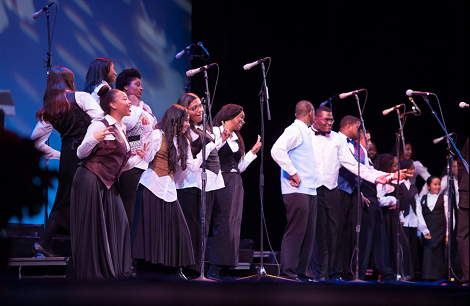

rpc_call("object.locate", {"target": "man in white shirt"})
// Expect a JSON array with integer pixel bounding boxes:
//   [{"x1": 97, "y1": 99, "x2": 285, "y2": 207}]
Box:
[
  {"x1": 310, "y1": 108, "x2": 391, "y2": 280},
  {"x1": 271, "y1": 100, "x2": 317, "y2": 281}
]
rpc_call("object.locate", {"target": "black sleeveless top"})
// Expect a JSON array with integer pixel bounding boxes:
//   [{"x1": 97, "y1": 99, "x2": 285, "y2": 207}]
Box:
[
  {"x1": 50, "y1": 92, "x2": 91, "y2": 149},
  {"x1": 400, "y1": 182, "x2": 419, "y2": 217},
  {"x1": 190, "y1": 130, "x2": 221, "y2": 174},
  {"x1": 218, "y1": 141, "x2": 243, "y2": 174}
]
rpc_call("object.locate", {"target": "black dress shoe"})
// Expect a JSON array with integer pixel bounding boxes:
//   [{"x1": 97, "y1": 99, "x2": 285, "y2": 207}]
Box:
[
  {"x1": 32, "y1": 242, "x2": 58, "y2": 257},
  {"x1": 206, "y1": 264, "x2": 221, "y2": 279}
]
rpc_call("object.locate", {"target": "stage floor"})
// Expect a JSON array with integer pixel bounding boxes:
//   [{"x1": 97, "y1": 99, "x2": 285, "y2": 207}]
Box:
[{"x1": 0, "y1": 275, "x2": 467, "y2": 306}]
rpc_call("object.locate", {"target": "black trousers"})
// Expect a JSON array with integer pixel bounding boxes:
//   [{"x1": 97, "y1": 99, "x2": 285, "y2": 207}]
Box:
[
  {"x1": 334, "y1": 189, "x2": 358, "y2": 280},
  {"x1": 312, "y1": 186, "x2": 341, "y2": 279},
  {"x1": 457, "y1": 191, "x2": 469, "y2": 282},
  {"x1": 280, "y1": 193, "x2": 317, "y2": 278},
  {"x1": 359, "y1": 196, "x2": 395, "y2": 280}
]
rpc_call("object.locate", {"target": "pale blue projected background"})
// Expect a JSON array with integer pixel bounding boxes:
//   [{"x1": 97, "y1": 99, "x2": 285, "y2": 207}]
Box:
[{"x1": 0, "y1": 0, "x2": 191, "y2": 224}]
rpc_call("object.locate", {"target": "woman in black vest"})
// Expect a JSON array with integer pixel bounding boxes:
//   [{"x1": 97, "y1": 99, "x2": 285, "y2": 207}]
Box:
[
  {"x1": 174, "y1": 93, "x2": 229, "y2": 277},
  {"x1": 31, "y1": 66, "x2": 104, "y2": 257},
  {"x1": 420, "y1": 175, "x2": 449, "y2": 281},
  {"x1": 207, "y1": 104, "x2": 261, "y2": 278},
  {"x1": 70, "y1": 87, "x2": 146, "y2": 279}
]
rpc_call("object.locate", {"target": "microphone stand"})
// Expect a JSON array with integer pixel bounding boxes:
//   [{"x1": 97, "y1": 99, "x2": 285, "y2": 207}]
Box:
[
  {"x1": 421, "y1": 96, "x2": 468, "y2": 282},
  {"x1": 445, "y1": 152, "x2": 456, "y2": 282},
  {"x1": 352, "y1": 93, "x2": 367, "y2": 281},
  {"x1": 393, "y1": 107, "x2": 407, "y2": 281},
  {"x1": 43, "y1": 8, "x2": 53, "y2": 227},
  {"x1": 238, "y1": 62, "x2": 292, "y2": 282},
  {"x1": 193, "y1": 68, "x2": 214, "y2": 282}
]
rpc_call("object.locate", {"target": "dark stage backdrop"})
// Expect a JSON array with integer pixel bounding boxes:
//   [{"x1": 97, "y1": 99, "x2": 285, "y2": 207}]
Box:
[
  {"x1": 191, "y1": 1, "x2": 469, "y2": 251},
  {"x1": 1, "y1": 0, "x2": 191, "y2": 224}
]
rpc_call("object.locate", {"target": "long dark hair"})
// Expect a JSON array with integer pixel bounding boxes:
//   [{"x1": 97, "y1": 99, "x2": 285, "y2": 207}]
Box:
[
  {"x1": 176, "y1": 92, "x2": 203, "y2": 140},
  {"x1": 36, "y1": 66, "x2": 75, "y2": 122},
  {"x1": 374, "y1": 153, "x2": 396, "y2": 173},
  {"x1": 156, "y1": 104, "x2": 190, "y2": 173},
  {"x1": 83, "y1": 58, "x2": 113, "y2": 93},
  {"x1": 213, "y1": 104, "x2": 245, "y2": 155}
]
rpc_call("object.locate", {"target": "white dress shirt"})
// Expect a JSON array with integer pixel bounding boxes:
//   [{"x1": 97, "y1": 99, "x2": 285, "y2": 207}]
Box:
[
  {"x1": 139, "y1": 129, "x2": 216, "y2": 202},
  {"x1": 213, "y1": 125, "x2": 257, "y2": 173},
  {"x1": 91, "y1": 81, "x2": 109, "y2": 103},
  {"x1": 271, "y1": 119, "x2": 310, "y2": 177},
  {"x1": 30, "y1": 91, "x2": 105, "y2": 160},
  {"x1": 121, "y1": 101, "x2": 157, "y2": 170},
  {"x1": 311, "y1": 129, "x2": 385, "y2": 189},
  {"x1": 399, "y1": 179, "x2": 430, "y2": 235},
  {"x1": 175, "y1": 126, "x2": 225, "y2": 192}
]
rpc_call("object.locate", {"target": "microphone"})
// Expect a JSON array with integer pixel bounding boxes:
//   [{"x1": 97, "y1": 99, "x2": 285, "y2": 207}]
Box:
[
  {"x1": 408, "y1": 97, "x2": 421, "y2": 116},
  {"x1": 197, "y1": 41, "x2": 210, "y2": 58},
  {"x1": 406, "y1": 89, "x2": 433, "y2": 97},
  {"x1": 319, "y1": 96, "x2": 336, "y2": 107},
  {"x1": 382, "y1": 103, "x2": 405, "y2": 116},
  {"x1": 459, "y1": 102, "x2": 469, "y2": 108},
  {"x1": 433, "y1": 132, "x2": 455, "y2": 144},
  {"x1": 243, "y1": 57, "x2": 269, "y2": 70},
  {"x1": 186, "y1": 63, "x2": 216, "y2": 77},
  {"x1": 339, "y1": 88, "x2": 365, "y2": 99},
  {"x1": 32, "y1": 2, "x2": 55, "y2": 19},
  {"x1": 175, "y1": 44, "x2": 193, "y2": 59}
]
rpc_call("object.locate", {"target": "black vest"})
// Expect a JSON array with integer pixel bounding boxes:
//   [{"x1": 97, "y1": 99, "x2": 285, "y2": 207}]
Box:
[
  {"x1": 400, "y1": 182, "x2": 419, "y2": 217},
  {"x1": 190, "y1": 131, "x2": 221, "y2": 174},
  {"x1": 50, "y1": 92, "x2": 91, "y2": 149},
  {"x1": 218, "y1": 141, "x2": 242, "y2": 173},
  {"x1": 421, "y1": 194, "x2": 446, "y2": 239}
]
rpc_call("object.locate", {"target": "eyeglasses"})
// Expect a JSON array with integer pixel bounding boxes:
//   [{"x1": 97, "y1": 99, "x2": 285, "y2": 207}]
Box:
[
  {"x1": 189, "y1": 104, "x2": 203, "y2": 112},
  {"x1": 316, "y1": 117, "x2": 334, "y2": 123}
]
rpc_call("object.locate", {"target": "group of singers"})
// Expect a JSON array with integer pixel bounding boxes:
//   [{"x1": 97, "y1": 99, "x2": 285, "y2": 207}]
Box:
[{"x1": 30, "y1": 58, "x2": 468, "y2": 283}]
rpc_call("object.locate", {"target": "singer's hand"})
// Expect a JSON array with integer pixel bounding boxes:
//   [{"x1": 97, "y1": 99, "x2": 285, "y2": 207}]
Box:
[
  {"x1": 424, "y1": 233, "x2": 432, "y2": 239},
  {"x1": 289, "y1": 173, "x2": 301, "y2": 187},
  {"x1": 376, "y1": 174, "x2": 389, "y2": 184},
  {"x1": 141, "y1": 117, "x2": 149, "y2": 125},
  {"x1": 361, "y1": 193, "x2": 370, "y2": 208},
  {"x1": 134, "y1": 141, "x2": 149, "y2": 159},
  {"x1": 389, "y1": 204, "x2": 397, "y2": 210},
  {"x1": 221, "y1": 126, "x2": 231, "y2": 143},
  {"x1": 251, "y1": 135, "x2": 262, "y2": 154},
  {"x1": 93, "y1": 126, "x2": 113, "y2": 142},
  {"x1": 394, "y1": 169, "x2": 411, "y2": 181}
]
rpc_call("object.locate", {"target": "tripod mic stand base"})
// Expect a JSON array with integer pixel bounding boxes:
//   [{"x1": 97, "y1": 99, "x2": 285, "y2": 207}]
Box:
[{"x1": 191, "y1": 276, "x2": 219, "y2": 282}]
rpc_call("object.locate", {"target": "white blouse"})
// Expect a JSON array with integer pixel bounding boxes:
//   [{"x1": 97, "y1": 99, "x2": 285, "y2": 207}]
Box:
[{"x1": 139, "y1": 129, "x2": 216, "y2": 202}]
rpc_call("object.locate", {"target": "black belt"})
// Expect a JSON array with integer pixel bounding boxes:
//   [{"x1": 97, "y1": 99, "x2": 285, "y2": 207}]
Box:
[{"x1": 128, "y1": 135, "x2": 140, "y2": 142}]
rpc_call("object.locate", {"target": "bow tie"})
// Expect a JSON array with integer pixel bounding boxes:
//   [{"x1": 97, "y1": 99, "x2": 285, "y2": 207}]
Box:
[
  {"x1": 347, "y1": 138, "x2": 355, "y2": 144},
  {"x1": 315, "y1": 131, "x2": 326, "y2": 136}
]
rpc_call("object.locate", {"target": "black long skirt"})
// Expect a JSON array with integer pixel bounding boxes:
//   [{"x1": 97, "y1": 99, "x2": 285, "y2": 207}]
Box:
[
  {"x1": 49, "y1": 138, "x2": 80, "y2": 233},
  {"x1": 177, "y1": 187, "x2": 214, "y2": 273},
  {"x1": 131, "y1": 184, "x2": 195, "y2": 268},
  {"x1": 70, "y1": 166, "x2": 132, "y2": 280}
]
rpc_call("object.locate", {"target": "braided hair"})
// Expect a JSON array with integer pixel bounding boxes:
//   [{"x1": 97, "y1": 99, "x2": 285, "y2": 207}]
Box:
[{"x1": 213, "y1": 104, "x2": 245, "y2": 155}]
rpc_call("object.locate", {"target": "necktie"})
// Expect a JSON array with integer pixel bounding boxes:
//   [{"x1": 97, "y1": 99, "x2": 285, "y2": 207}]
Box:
[{"x1": 351, "y1": 139, "x2": 365, "y2": 165}]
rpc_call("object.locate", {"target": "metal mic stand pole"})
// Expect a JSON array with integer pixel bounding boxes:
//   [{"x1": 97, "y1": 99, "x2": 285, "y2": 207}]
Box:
[
  {"x1": 194, "y1": 68, "x2": 213, "y2": 281},
  {"x1": 43, "y1": 8, "x2": 53, "y2": 227},
  {"x1": 445, "y1": 151, "x2": 455, "y2": 282},
  {"x1": 184, "y1": 51, "x2": 193, "y2": 93},
  {"x1": 393, "y1": 108, "x2": 407, "y2": 281},
  {"x1": 351, "y1": 93, "x2": 368, "y2": 281}
]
